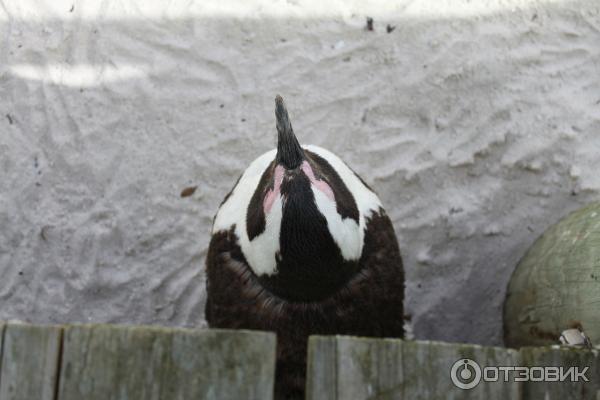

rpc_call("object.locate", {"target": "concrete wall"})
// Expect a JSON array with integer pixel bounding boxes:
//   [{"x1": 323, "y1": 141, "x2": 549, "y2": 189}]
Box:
[{"x1": 1, "y1": 0, "x2": 599, "y2": 345}]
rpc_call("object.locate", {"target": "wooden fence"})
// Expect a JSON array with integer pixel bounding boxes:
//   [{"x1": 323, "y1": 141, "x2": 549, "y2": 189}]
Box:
[
  {"x1": 0, "y1": 322, "x2": 276, "y2": 400},
  {"x1": 306, "y1": 336, "x2": 599, "y2": 400},
  {"x1": 0, "y1": 322, "x2": 597, "y2": 400}
]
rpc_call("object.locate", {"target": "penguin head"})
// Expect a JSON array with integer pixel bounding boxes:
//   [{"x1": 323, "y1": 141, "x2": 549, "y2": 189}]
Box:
[{"x1": 212, "y1": 96, "x2": 383, "y2": 300}]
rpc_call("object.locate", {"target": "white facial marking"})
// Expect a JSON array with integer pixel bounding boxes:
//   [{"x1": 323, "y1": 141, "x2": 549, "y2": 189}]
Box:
[
  {"x1": 247, "y1": 195, "x2": 283, "y2": 275},
  {"x1": 311, "y1": 187, "x2": 363, "y2": 260},
  {"x1": 212, "y1": 145, "x2": 383, "y2": 276},
  {"x1": 212, "y1": 149, "x2": 281, "y2": 275},
  {"x1": 304, "y1": 145, "x2": 382, "y2": 258}
]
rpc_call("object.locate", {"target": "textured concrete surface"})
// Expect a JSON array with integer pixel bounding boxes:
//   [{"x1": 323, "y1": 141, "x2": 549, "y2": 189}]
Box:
[{"x1": 0, "y1": 0, "x2": 599, "y2": 345}]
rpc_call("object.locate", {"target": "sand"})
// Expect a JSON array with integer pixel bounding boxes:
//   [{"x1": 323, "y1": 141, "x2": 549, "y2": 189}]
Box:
[{"x1": 0, "y1": 0, "x2": 599, "y2": 345}]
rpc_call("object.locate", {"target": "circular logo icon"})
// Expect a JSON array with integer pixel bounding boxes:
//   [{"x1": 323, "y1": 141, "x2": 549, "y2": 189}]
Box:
[{"x1": 450, "y1": 358, "x2": 482, "y2": 390}]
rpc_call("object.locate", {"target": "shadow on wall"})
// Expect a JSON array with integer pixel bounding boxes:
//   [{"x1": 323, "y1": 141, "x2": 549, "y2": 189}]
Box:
[{"x1": 0, "y1": 0, "x2": 599, "y2": 346}]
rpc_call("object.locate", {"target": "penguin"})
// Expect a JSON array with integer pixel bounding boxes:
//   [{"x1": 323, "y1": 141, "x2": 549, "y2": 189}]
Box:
[{"x1": 205, "y1": 95, "x2": 404, "y2": 399}]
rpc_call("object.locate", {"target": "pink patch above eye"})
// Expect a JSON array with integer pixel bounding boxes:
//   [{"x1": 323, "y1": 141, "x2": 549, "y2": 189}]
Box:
[
  {"x1": 301, "y1": 161, "x2": 335, "y2": 201},
  {"x1": 263, "y1": 165, "x2": 284, "y2": 214}
]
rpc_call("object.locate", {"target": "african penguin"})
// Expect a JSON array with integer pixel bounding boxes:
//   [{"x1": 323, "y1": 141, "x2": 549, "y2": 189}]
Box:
[{"x1": 205, "y1": 95, "x2": 404, "y2": 399}]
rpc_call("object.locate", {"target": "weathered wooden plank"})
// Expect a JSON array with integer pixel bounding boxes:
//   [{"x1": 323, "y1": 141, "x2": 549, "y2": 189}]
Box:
[
  {"x1": 306, "y1": 335, "x2": 405, "y2": 400},
  {"x1": 403, "y1": 340, "x2": 520, "y2": 400},
  {"x1": 0, "y1": 323, "x2": 62, "y2": 400},
  {"x1": 0, "y1": 322, "x2": 5, "y2": 390},
  {"x1": 57, "y1": 324, "x2": 276, "y2": 400},
  {"x1": 520, "y1": 346, "x2": 600, "y2": 400},
  {"x1": 306, "y1": 336, "x2": 520, "y2": 400},
  {"x1": 306, "y1": 336, "x2": 338, "y2": 400}
]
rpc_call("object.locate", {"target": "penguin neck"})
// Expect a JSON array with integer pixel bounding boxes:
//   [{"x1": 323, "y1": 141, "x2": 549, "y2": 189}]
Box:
[{"x1": 257, "y1": 173, "x2": 359, "y2": 302}]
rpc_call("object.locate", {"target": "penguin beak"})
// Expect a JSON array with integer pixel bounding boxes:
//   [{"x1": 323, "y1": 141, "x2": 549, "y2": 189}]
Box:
[{"x1": 275, "y1": 95, "x2": 304, "y2": 170}]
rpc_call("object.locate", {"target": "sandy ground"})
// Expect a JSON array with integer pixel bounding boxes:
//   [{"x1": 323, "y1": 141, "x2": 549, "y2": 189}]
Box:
[{"x1": 0, "y1": 0, "x2": 599, "y2": 345}]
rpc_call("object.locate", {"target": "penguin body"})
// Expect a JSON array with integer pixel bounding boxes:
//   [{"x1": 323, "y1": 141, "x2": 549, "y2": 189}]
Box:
[{"x1": 205, "y1": 96, "x2": 404, "y2": 399}]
